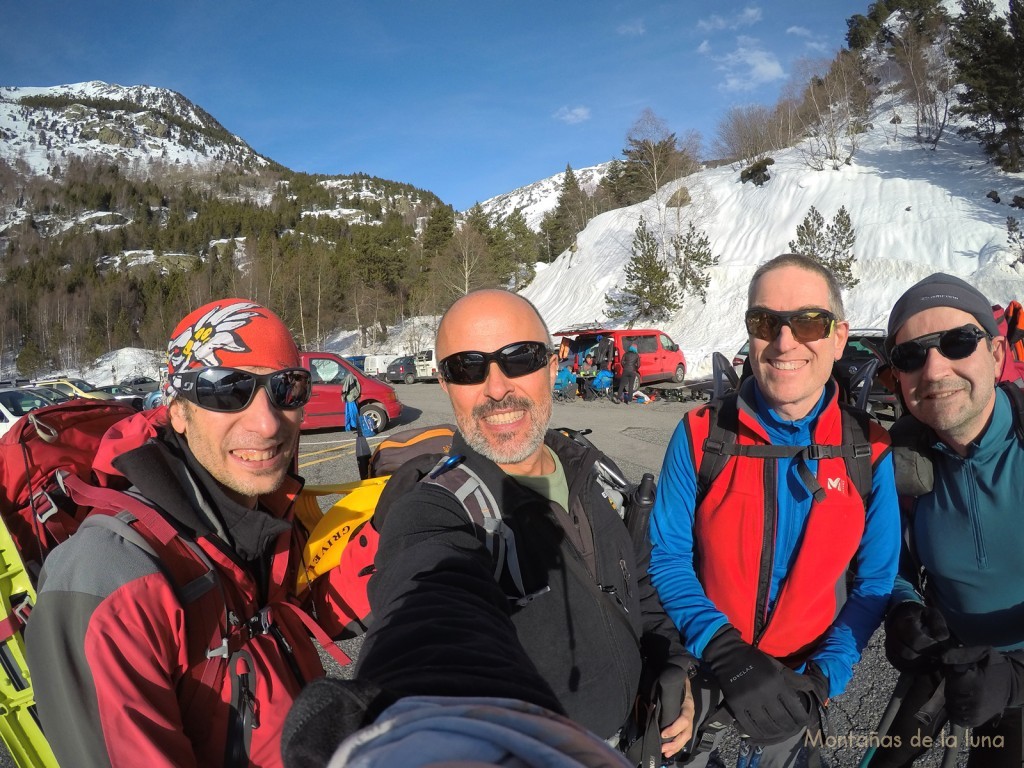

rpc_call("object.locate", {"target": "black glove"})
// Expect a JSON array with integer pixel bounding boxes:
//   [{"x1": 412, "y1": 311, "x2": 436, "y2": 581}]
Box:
[
  {"x1": 883, "y1": 602, "x2": 950, "y2": 674},
  {"x1": 794, "y1": 662, "x2": 830, "y2": 706},
  {"x1": 702, "y1": 626, "x2": 811, "y2": 745},
  {"x1": 942, "y1": 646, "x2": 1024, "y2": 728}
]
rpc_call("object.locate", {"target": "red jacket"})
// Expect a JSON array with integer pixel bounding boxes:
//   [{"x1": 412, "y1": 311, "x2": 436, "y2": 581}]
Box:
[
  {"x1": 26, "y1": 409, "x2": 338, "y2": 768},
  {"x1": 686, "y1": 390, "x2": 888, "y2": 661}
]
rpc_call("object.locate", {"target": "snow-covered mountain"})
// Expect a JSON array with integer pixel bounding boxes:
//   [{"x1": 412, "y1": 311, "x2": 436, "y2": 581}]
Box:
[
  {"x1": 479, "y1": 163, "x2": 610, "y2": 231},
  {"x1": 0, "y1": 81, "x2": 270, "y2": 177}
]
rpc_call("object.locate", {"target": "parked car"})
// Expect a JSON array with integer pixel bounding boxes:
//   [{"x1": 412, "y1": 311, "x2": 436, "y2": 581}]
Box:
[
  {"x1": 143, "y1": 389, "x2": 163, "y2": 410},
  {"x1": 34, "y1": 378, "x2": 116, "y2": 401},
  {"x1": 22, "y1": 386, "x2": 71, "y2": 404},
  {"x1": 118, "y1": 375, "x2": 161, "y2": 394},
  {"x1": 413, "y1": 349, "x2": 440, "y2": 381},
  {"x1": 0, "y1": 387, "x2": 54, "y2": 438},
  {"x1": 553, "y1": 326, "x2": 687, "y2": 385},
  {"x1": 363, "y1": 354, "x2": 400, "y2": 379},
  {"x1": 343, "y1": 355, "x2": 367, "y2": 373},
  {"x1": 385, "y1": 356, "x2": 417, "y2": 385},
  {"x1": 300, "y1": 351, "x2": 402, "y2": 432},
  {"x1": 96, "y1": 384, "x2": 145, "y2": 410},
  {"x1": 835, "y1": 329, "x2": 901, "y2": 419}
]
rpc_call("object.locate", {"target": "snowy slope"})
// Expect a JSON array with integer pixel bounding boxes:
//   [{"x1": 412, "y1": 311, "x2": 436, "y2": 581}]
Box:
[{"x1": 521, "y1": 109, "x2": 1024, "y2": 379}]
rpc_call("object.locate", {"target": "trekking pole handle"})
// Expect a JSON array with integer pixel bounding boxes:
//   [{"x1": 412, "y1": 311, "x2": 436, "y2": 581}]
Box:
[{"x1": 657, "y1": 664, "x2": 689, "y2": 730}]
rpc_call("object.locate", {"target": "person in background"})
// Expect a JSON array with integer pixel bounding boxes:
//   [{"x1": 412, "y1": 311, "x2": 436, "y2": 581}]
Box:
[
  {"x1": 869, "y1": 273, "x2": 1024, "y2": 767},
  {"x1": 649, "y1": 254, "x2": 900, "y2": 767},
  {"x1": 341, "y1": 367, "x2": 361, "y2": 431},
  {"x1": 577, "y1": 352, "x2": 598, "y2": 397},
  {"x1": 26, "y1": 299, "x2": 344, "y2": 768},
  {"x1": 616, "y1": 343, "x2": 640, "y2": 403}
]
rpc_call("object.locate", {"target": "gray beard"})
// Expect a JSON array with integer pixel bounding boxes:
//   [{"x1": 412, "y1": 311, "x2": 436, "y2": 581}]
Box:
[{"x1": 457, "y1": 394, "x2": 551, "y2": 466}]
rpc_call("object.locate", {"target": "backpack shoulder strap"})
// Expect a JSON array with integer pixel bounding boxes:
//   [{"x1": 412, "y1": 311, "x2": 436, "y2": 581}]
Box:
[
  {"x1": 836, "y1": 402, "x2": 882, "y2": 506},
  {"x1": 998, "y1": 381, "x2": 1024, "y2": 440},
  {"x1": 692, "y1": 395, "x2": 738, "y2": 504},
  {"x1": 420, "y1": 458, "x2": 550, "y2": 607}
]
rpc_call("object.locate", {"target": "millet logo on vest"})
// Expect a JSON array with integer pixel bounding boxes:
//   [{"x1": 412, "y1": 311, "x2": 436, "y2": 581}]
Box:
[{"x1": 826, "y1": 477, "x2": 846, "y2": 494}]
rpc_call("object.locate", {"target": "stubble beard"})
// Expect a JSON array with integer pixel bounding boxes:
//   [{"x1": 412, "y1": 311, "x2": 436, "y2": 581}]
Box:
[{"x1": 458, "y1": 394, "x2": 551, "y2": 465}]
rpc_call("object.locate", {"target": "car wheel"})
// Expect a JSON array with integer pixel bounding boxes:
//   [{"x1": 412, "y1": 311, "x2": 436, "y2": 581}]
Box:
[
  {"x1": 404, "y1": 372, "x2": 415, "y2": 385},
  {"x1": 360, "y1": 403, "x2": 388, "y2": 433},
  {"x1": 672, "y1": 364, "x2": 686, "y2": 383}
]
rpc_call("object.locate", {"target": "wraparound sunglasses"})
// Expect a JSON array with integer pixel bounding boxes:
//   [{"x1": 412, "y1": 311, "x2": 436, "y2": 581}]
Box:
[
  {"x1": 171, "y1": 367, "x2": 312, "y2": 413},
  {"x1": 439, "y1": 341, "x2": 554, "y2": 385},
  {"x1": 889, "y1": 325, "x2": 990, "y2": 373}
]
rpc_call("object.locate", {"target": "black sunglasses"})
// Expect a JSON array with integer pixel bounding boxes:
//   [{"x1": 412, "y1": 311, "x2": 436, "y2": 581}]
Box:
[
  {"x1": 439, "y1": 341, "x2": 554, "y2": 385},
  {"x1": 171, "y1": 367, "x2": 312, "y2": 413},
  {"x1": 745, "y1": 308, "x2": 837, "y2": 343},
  {"x1": 889, "y1": 325, "x2": 991, "y2": 373}
]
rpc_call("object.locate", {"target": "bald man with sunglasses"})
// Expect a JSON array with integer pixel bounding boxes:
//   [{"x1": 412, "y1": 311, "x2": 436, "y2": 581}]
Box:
[
  {"x1": 26, "y1": 299, "x2": 347, "y2": 768},
  {"x1": 868, "y1": 274, "x2": 1024, "y2": 768},
  {"x1": 649, "y1": 254, "x2": 900, "y2": 767},
  {"x1": 357, "y1": 288, "x2": 693, "y2": 759}
]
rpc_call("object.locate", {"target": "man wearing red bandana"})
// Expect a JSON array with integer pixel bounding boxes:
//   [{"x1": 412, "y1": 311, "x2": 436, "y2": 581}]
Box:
[{"x1": 26, "y1": 299, "x2": 346, "y2": 768}]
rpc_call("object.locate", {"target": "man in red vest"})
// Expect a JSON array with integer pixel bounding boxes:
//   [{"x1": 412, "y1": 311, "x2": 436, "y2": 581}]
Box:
[{"x1": 649, "y1": 254, "x2": 900, "y2": 767}]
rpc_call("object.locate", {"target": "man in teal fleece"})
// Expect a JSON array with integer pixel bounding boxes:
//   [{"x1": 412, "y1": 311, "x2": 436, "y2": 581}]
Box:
[{"x1": 872, "y1": 273, "x2": 1024, "y2": 768}]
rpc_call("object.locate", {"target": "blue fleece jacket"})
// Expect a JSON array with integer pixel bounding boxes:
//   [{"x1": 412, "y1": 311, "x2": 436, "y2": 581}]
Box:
[
  {"x1": 891, "y1": 386, "x2": 1024, "y2": 651},
  {"x1": 649, "y1": 381, "x2": 900, "y2": 698}
]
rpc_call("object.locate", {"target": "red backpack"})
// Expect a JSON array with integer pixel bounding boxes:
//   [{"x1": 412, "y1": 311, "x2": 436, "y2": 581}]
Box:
[
  {"x1": 0, "y1": 399, "x2": 141, "y2": 575},
  {"x1": 0, "y1": 400, "x2": 350, "y2": 767}
]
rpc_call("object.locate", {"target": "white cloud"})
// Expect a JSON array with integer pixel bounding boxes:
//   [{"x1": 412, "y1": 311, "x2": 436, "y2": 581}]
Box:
[
  {"x1": 697, "y1": 6, "x2": 762, "y2": 32},
  {"x1": 617, "y1": 19, "x2": 645, "y2": 36},
  {"x1": 716, "y1": 37, "x2": 785, "y2": 92},
  {"x1": 697, "y1": 40, "x2": 712, "y2": 54},
  {"x1": 553, "y1": 106, "x2": 592, "y2": 125},
  {"x1": 786, "y1": 25, "x2": 812, "y2": 37}
]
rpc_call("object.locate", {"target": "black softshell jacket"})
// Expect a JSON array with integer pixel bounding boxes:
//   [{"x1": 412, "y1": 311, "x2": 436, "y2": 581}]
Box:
[{"x1": 358, "y1": 429, "x2": 685, "y2": 739}]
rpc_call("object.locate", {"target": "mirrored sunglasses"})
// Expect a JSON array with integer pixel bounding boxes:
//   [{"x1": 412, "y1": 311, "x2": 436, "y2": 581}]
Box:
[
  {"x1": 171, "y1": 367, "x2": 312, "y2": 413},
  {"x1": 745, "y1": 308, "x2": 837, "y2": 343},
  {"x1": 439, "y1": 341, "x2": 553, "y2": 385},
  {"x1": 889, "y1": 325, "x2": 990, "y2": 373}
]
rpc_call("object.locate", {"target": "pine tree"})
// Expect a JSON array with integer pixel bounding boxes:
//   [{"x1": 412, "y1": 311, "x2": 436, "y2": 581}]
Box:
[
  {"x1": 789, "y1": 206, "x2": 828, "y2": 260},
  {"x1": 605, "y1": 217, "x2": 679, "y2": 326},
  {"x1": 491, "y1": 208, "x2": 537, "y2": 290},
  {"x1": 671, "y1": 223, "x2": 720, "y2": 304},
  {"x1": 789, "y1": 206, "x2": 859, "y2": 288},
  {"x1": 950, "y1": 0, "x2": 1024, "y2": 171},
  {"x1": 824, "y1": 205, "x2": 859, "y2": 288},
  {"x1": 1009, "y1": 216, "x2": 1024, "y2": 264},
  {"x1": 537, "y1": 164, "x2": 590, "y2": 262}
]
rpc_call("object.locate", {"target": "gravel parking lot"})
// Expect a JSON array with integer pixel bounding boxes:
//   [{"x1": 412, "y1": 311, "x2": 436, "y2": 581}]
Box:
[{"x1": 298, "y1": 381, "x2": 965, "y2": 767}]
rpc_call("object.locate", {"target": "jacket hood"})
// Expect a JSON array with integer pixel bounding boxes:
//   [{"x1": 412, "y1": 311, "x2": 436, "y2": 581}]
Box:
[{"x1": 93, "y1": 406, "x2": 169, "y2": 486}]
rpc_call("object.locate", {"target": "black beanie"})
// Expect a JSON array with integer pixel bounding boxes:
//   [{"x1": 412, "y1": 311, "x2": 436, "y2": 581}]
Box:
[{"x1": 886, "y1": 273, "x2": 998, "y2": 353}]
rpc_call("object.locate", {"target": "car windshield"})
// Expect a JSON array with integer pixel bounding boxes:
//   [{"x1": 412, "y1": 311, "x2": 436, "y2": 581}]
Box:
[
  {"x1": 843, "y1": 337, "x2": 884, "y2": 361},
  {"x1": 68, "y1": 378, "x2": 97, "y2": 392},
  {"x1": 0, "y1": 390, "x2": 49, "y2": 417}
]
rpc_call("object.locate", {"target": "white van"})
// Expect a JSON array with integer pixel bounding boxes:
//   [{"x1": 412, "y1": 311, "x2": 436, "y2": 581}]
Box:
[
  {"x1": 363, "y1": 354, "x2": 399, "y2": 378},
  {"x1": 414, "y1": 349, "x2": 439, "y2": 381}
]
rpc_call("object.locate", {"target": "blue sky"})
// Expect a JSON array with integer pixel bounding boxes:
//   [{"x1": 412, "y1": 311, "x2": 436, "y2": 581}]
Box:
[{"x1": 3, "y1": 2, "x2": 866, "y2": 210}]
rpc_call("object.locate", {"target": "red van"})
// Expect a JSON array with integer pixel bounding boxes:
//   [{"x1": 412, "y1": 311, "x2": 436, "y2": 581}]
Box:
[
  {"x1": 553, "y1": 326, "x2": 687, "y2": 385},
  {"x1": 299, "y1": 351, "x2": 402, "y2": 432}
]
